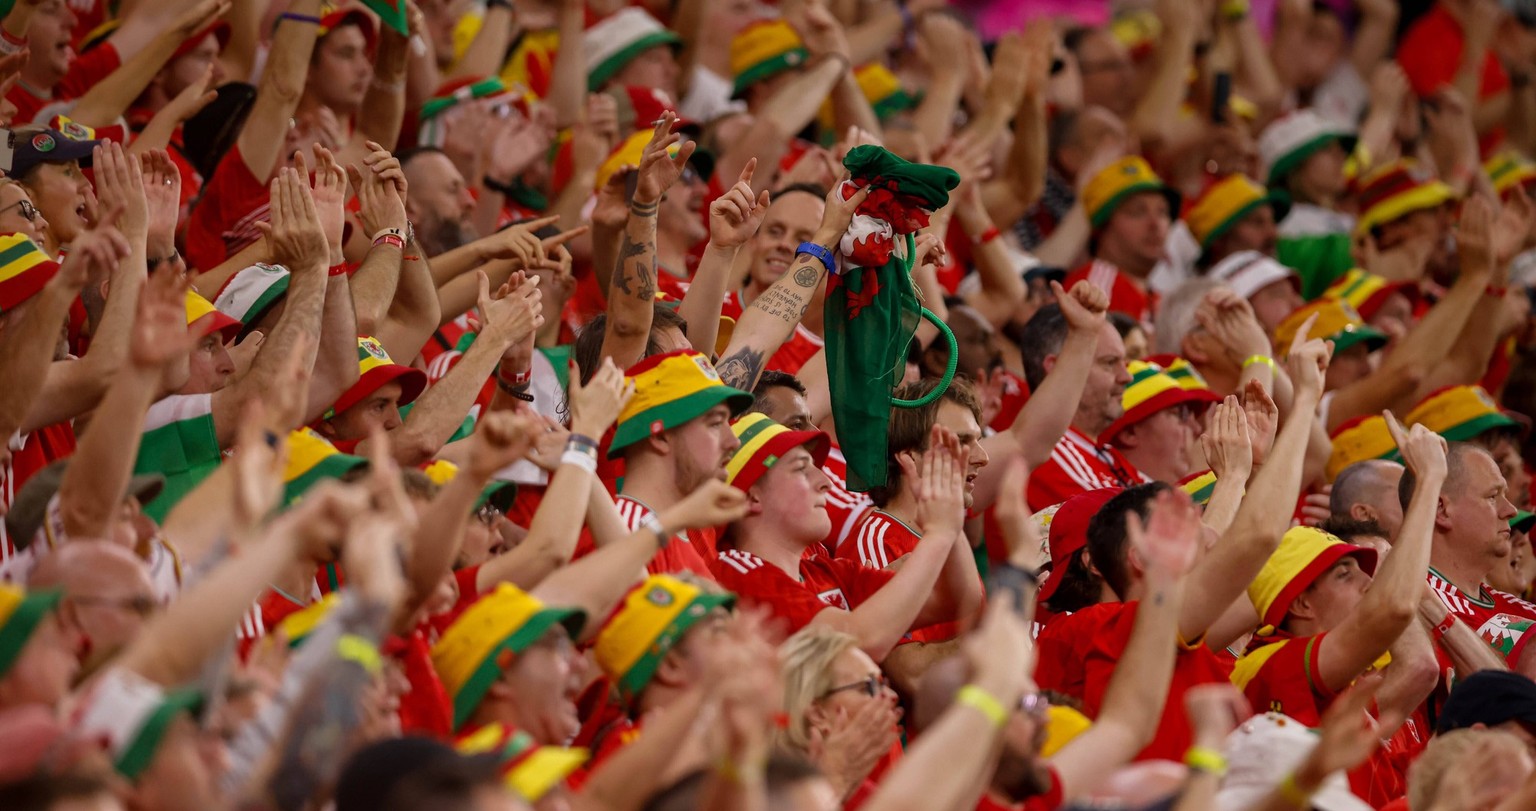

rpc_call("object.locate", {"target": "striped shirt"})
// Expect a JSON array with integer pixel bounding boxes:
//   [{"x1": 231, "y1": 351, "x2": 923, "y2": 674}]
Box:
[
  {"x1": 842, "y1": 509, "x2": 920, "y2": 570},
  {"x1": 1065, "y1": 259, "x2": 1157, "y2": 325},
  {"x1": 1026, "y1": 427, "x2": 1150, "y2": 512},
  {"x1": 1427, "y1": 567, "x2": 1536, "y2": 665},
  {"x1": 614, "y1": 495, "x2": 716, "y2": 579},
  {"x1": 822, "y1": 446, "x2": 873, "y2": 555}
]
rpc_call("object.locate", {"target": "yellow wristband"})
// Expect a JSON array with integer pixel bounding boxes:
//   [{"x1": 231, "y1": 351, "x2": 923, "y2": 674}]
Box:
[
  {"x1": 1279, "y1": 773, "x2": 1313, "y2": 807},
  {"x1": 1242, "y1": 354, "x2": 1276, "y2": 371},
  {"x1": 1183, "y1": 745, "x2": 1227, "y2": 776},
  {"x1": 337, "y1": 634, "x2": 382, "y2": 675},
  {"x1": 956, "y1": 684, "x2": 1009, "y2": 728}
]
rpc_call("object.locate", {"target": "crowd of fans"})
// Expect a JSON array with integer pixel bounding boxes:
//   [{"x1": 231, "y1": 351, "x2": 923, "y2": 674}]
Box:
[{"x1": 11, "y1": 0, "x2": 1536, "y2": 809}]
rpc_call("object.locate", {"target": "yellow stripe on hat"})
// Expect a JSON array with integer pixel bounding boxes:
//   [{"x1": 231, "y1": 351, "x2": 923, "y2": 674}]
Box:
[
  {"x1": 726, "y1": 413, "x2": 784, "y2": 487},
  {"x1": 618, "y1": 351, "x2": 729, "y2": 426},
  {"x1": 0, "y1": 233, "x2": 52, "y2": 284},
  {"x1": 0, "y1": 586, "x2": 22, "y2": 627},
  {"x1": 1326, "y1": 415, "x2": 1396, "y2": 482},
  {"x1": 283, "y1": 429, "x2": 342, "y2": 483},
  {"x1": 1121, "y1": 361, "x2": 1181, "y2": 412},
  {"x1": 275, "y1": 593, "x2": 341, "y2": 646},
  {"x1": 594, "y1": 577, "x2": 694, "y2": 685},
  {"x1": 184, "y1": 291, "x2": 220, "y2": 326}
]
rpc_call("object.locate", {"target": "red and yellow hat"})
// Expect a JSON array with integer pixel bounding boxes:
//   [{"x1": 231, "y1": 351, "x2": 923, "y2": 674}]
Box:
[
  {"x1": 326, "y1": 337, "x2": 429, "y2": 418},
  {"x1": 609, "y1": 350, "x2": 754, "y2": 459},
  {"x1": 282, "y1": 428, "x2": 369, "y2": 504},
  {"x1": 455, "y1": 723, "x2": 588, "y2": 802},
  {"x1": 1405, "y1": 385, "x2": 1523, "y2": 443},
  {"x1": 1272, "y1": 299, "x2": 1387, "y2": 355},
  {"x1": 1081, "y1": 156, "x2": 1181, "y2": 230},
  {"x1": 1486, "y1": 150, "x2": 1536, "y2": 200},
  {"x1": 819, "y1": 63, "x2": 918, "y2": 128},
  {"x1": 594, "y1": 129, "x2": 714, "y2": 191},
  {"x1": 1353, "y1": 160, "x2": 1455, "y2": 236},
  {"x1": 1326, "y1": 415, "x2": 1398, "y2": 483},
  {"x1": 726, "y1": 413, "x2": 830, "y2": 492},
  {"x1": 593, "y1": 575, "x2": 735, "y2": 698},
  {"x1": 0, "y1": 233, "x2": 59, "y2": 313},
  {"x1": 318, "y1": 6, "x2": 378, "y2": 53},
  {"x1": 185, "y1": 290, "x2": 242, "y2": 343},
  {"x1": 431, "y1": 584, "x2": 587, "y2": 730},
  {"x1": 1321, "y1": 268, "x2": 1420, "y2": 322},
  {"x1": 730, "y1": 19, "x2": 809, "y2": 98},
  {"x1": 1248, "y1": 526, "x2": 1377, "y2": 629},
  {"x1": 1100, "y1": 361, "x2": 1220, "y2": 444},
  {"x1": 1039, "y1": 487, "x2": 1122, "y2": 602},
  {"x1": 1185, "y1": 174, "x2": 1289, "y2": 250},
  {"x1": 1156, "y1": 356, "x2": 1214, "y2": 394}
]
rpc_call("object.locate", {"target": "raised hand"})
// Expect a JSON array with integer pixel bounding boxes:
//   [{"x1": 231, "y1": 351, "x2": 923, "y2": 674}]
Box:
[
  {"x1": 591, "y1": 169, "x2": 632, "y2": 231},
  {"x1": 568, "y1": 356, "x2": 635, "y2": 438},
  {"x1": 277, "y1": 480, "x2": 371, "y2": 563},
  {"x1": 633, "y1": 111, "x2": 695, "y2": 206},
  {"x1": 340, "y1": 511, "x2": 408, "y2": 608},
  {"x1": 662, "y1": 480, "x2": 750, "y2": 530},
  {"x1": 230, "y1": 400, "x2": 286, "y2": 529},
  {"x1": 708, "y1": 159, "x2": 771, "y2": 249},
  {"x1": 1494, "y1": 187, "x2": 1536, "y2": 266},
  {"x1": 522, "y1": 412, "x2": 572, "y2": 474},
  {"x1": 807, "y1": 693, "x2": 900, "y2": 798},
  {"x1": 361, "y1": 140, "x2": 408, "y2": 195},
  {"x1": 912, "y1": 232, "x2": 948, "y2": 271},
  {"x1": 1197, "y1": 289, "x2": 1273, "y2": 362},
  {"x1": 129, "y1": 264, "x2": 197, "y2": 369},
  {"x1": 815, "y1": 179, "x2": 872, "y2": 245},
  {"x1": 1054, "y1": 279, "x2": 1109, "y2": 333},
  {"x1": 477, "y1": 270, "x2": 544, "y2": 348},
  {"x1": 60, "y1": 209, "x2": 132, "y2": 287},
  {"x1": 160, "y1": 63, "x2": 218, "y2": 127},
  {"x1": 938, "y1": 133, "x2": 994, "y2": 213},
  {"x1": 908, "y1": 424, "x2": 969, "y2": 538},
  {"x1": 1458, "y1": 193, "x2": 1496, "y2": 272},
  {"x1": 467, "y1": 410, "x2": 540, "y2": 478},
  {"x1": 484, "y1": 108, "x2": 554, "y2": 187},
  {"x1": 1284, "y1": 315, "x2": 1333, "y2": 398},
  {"x1": 139, "y1": 149, "x2": 182, "y2": 252},
  {"x1": 962, "y1": 586, "x2": 1035, "y2": 703},
  {"x1": 1239, "y1": 380, "x2": 1279, "y2": 466},
  {"x1": 797, "y1": 0, "x2": 851, "y2": 61},
  {"x1": 983, "y1": 29, "x2": 1030, "y2": 114},
  {"x1": 309, "y1": 145, "x2": 350, "y2": 264},
  {"x1": 349, "y1": 155, "x2": 408, "y2": 240},
  {"x1": 1128, "y1": 487, "x2": 1202, "y2": 577},
  {"x1": 482, "y1": 215, "x2": 558, "y2": 267},
  {"x1": 256, "y1": 156, "x2": 330, "y2": 272},
  {"x1": 92, "y1": 141, "x2": 148, "y2": 242},
  {"x1": 1184, "y1": 684, "x2": 1251, "y2": 746},
  {"x1": 1383, "y1": 411, "x2": 1448, "y2": 483},
  {"x1": 1201, "y1": 396, "x2": 1253, "y2": 482}
]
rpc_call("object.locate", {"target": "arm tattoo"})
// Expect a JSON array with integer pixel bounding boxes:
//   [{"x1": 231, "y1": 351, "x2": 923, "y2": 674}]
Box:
[
  {"x1": 614, "y1": 234, "x2": 655, "y2": 300},
  {"x1": 793, "y1": 263, "x2": 821, "y2": 288},
  {"x1": 752, "y1": 285, "x2": 811, "y2": 324},
  {"x1": 629, "y1": 199, "x2": 659, "y2": 217},
  {"x1": 716, "y1": 346, "x2": 767, "y2": 391}
]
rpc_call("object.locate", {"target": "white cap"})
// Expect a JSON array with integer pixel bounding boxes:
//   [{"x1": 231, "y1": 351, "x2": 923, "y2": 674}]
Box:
[
  {"x1": 1215, "y1": 712, "x2": 1372, "y2": 811},
  {"x1": 1206, "y1": 251, "x2": 1298, "y2": 302},
  {"x1": 1258, "y1": 109, "x2": 1355, "y2": 186}
]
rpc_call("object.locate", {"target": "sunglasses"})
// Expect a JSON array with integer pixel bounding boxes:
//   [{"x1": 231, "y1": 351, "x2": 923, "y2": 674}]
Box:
[
  {"x1": 820, "y1": 674, "x2": 889, "y2": 699},
  {"x1": 1, "y1": 199, "x2": 39, "y2": 222}
]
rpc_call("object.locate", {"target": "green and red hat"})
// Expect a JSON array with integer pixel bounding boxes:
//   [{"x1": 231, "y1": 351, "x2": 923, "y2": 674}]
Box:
[
  {"x1": 725, "y1": 413, "x2": 830, "y2": 492},
  {"x1": 326, "y1": 336, "x2": 428, "y2": 418},
  {"x1": 1100, "y1": 360, "x2": 1220, "y2": 444}
]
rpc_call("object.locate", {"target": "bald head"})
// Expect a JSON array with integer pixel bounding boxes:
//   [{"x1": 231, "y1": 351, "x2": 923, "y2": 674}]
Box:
[
  {"x1": 30, "y1": 542, "x2": 155, "y2": 674},
  {"x1": 1331, "y1": 460, "x2": 1406, "y2": 539}
]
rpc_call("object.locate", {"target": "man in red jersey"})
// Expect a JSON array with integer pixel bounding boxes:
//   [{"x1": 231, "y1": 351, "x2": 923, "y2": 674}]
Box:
[
  {"x1": 718, "y1": 183, "x2": 829, "y2": 376},
  {"x1": 1062, "y1": 156, "x2": 1179, "y2": 325}
]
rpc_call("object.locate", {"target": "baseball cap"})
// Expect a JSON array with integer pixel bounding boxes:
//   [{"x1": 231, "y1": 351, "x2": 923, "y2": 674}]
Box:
[
  {"x1": 609, "y1": 350, "x2": 754, "y2": 459},
  {"x1": 1322, "y1": 268, "x2": 1420, "y2": 322},
  {"x1": 4, "y1": 460, "x2": 165, "y2": 550},
  {"x1": 730, "y1": 19, "x2": 810, "y2": 98},
  {"x1": 1248, "y1": 526, "x2": 1378, "y2": 629},
  {"x1": 69, "y1": 666, "x2": 204, "y2": 780},
  {"x1": 455, "y1": 723, "x2": 589, "y2": 802},
  {"x1": 585, "y1": 8, "x2": 682, "y2": 92},
  {"x1": 1326, "y1": 415, "x2": 1399, "y2": 483},
  {"x1": 1438, "y1": 670, "x2": 1536, "y2": 733},
  {"x1": 185, "y1": 290, "x2": 242, "y2": 343},
  {"x1": 0, "y1": 127, "x2": 99, "y2": 178},
  {"x1": 1272, "y1": 299, "x2": 1388, "y2": 355},
  {"x1": 1081, "y1": 156, "x2": 1181, "y2": 230},
  {"x1": 726, "y1": 413, "x2": 830, "y2": 492},
  {"x1": 0, "y1": 585, "x2": 61, "y2": 679},
  {"x1": 1216, "y1": 712, "x2": 1372, "y2": 811},
  {"x1": 594, "y1": 575, "x2": 735, "y2": 698},
  {"x1": 1205, "y1": 251, "x2": 1300, "y2": 303},
  {"x1": 213, "y1": 263, "x2": 290, "y2": 337},
  {"x1": 325, "y1": 336, "x2": 429, "y2": 419},
  {"x1": 0, "y1": 233, "x2": 61, "y2": 314},
  {"x1": 430, "y1": 584, "x2": 587, "y2": 730},
  {"x1": 1405, "y1": 385, "x2": 1523, "y2": 443},
  {"x1": 1185, "y1": 174, "x2": 1290, "y2": 251},
  {"x1": 1258, "y1": 109, "x2": 1357, "y2": 187},
  {"x1": 1100, "y1": 361, "x2": 1220, "y2": 444},
  {"x1": 1353, "y1": 160, "x2": 1456, "y2": 236},
  {"x1": 1038, "y1": 488, "x2": 1122, "y2": 602}
]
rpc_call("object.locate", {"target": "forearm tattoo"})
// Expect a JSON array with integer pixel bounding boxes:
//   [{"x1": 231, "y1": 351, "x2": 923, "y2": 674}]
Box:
[
  {"x1": 614, "y1": 234, "x2": 656, "y2": 301},
  {"x1": 716, "y1": 346, "x2": 767, "y2": 392}
]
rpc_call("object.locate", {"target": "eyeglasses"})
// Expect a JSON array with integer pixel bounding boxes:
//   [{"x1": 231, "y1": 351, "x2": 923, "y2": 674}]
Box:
[
  {"x1": 1, "y1": 199, "x2": 39, "y2": 222},
  {"x1": 820, "y1": 674, "x2": 888, "y2": 699},
  {"x1": 73, "y1": 595, "x2": 157, "y2": 617}
]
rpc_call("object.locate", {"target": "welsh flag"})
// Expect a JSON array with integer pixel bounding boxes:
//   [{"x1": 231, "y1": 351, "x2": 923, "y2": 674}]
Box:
[
  {"x1": 825, "y1": 146, "x2": 958, "y2": 491},
  {"x1": 361, "y1": 0, "x2": 409, "y2": 36}
]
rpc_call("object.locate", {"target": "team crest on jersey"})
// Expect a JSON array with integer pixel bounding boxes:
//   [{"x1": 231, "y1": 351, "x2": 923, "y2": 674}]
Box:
[
  {"x1": 1477, "y1": 614, "x2": 1535, "y2": 656},
  {"x1": 817, "y1": 588, "x2": 850, "y2": 610}
]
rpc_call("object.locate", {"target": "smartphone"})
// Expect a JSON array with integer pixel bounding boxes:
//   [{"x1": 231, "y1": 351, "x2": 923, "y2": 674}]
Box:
[{"x1": 1211, "y1": 72, "x2": 1232, "y2": 125}]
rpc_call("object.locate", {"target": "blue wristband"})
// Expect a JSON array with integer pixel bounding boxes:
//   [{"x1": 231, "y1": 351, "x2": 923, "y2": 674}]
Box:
[{"x1": 796, "y1": 242, "x2": 835, "y2": 273}]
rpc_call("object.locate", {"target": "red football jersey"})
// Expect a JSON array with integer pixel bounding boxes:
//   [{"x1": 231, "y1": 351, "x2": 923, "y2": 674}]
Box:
[
  {"x1": 1064, "y1": 259, "x2": 1157, "y2": 325},
  {"x1": 1026, "y1": 427, "x2": 1150, "y2": 512},
  {"x1": 1230, "y1": 633, "x2": 1332, "y2": 724},
  {"x1": 615, "y1": 495, "x2": 717, "y2": 579},
  {"x1": 1034, "y1": 602, "x2": 1120, "y2": 699},
  {"x1": 839, "y1": 510, "x2": 960, "y2": 643},
  {"x1": 822, "y1": 445, "x2": 873, "y2": 555},
  {"x1": 1427, "y1": 567, "x2": 1536, "y2": 665},
  {"x1": 710, "y1": 546, "x2": 893, "y2": 633},
  {"x1": 186, "y1": 143, "x2": 272, "y2": 272}
]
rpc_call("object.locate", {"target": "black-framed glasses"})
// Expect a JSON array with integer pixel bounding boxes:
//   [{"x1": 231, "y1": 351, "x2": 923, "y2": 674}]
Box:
[
  {"x1": 820, "y1": 674, "x2": 888, "y2": 699},
  {"x1": 73, "y1": 595, "x2": 157, "y2": 617},
  {"x1": 1, "y1": 199, "x2": 38, "y2": 222}
]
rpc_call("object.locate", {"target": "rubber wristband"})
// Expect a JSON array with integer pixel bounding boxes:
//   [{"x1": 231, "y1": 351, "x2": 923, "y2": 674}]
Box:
[
  {"x1": 371, "y1": 227, "x2": 405, "y2": 244},
  {"x1": 372, "y1": 234, "x2": 405, "y2": 250},
  {"x1": 328, "y1": 262, "x2": 351, "y2": 277},
  {"x1": 568, "y1": 433, "x2": 599, "y2": 449},
  {"x1": 796, "y1": 242, "x2": 836, "y2": 273},
  {"x1": 642, "y1": 514, "x2": 671, "y2": 547},
  {"x1": 278, "y1": 11, "x2": 322, "y2": 24},
  {"x1": 563, "y1": 437, "x2": 598, "y2": 458},
  {"x1": 1431, "y1": 612, "x2": 1456, "y2": 642},
  {"x1": 1278, "y1": 773, "x2": 1313, "y2": 807},
  {"x1": 955, "y1": 684, "x2": 1008, "y2": 728},
  {"x1": 1486, "y1": 284, "x2": 1510, "y2": 298},
  {"x1": 499, "y1": 365, "x2": 531, "y2": 386},
  {"x1": 974, "y1": 226, "x2": 1001, "y2": 245},
  {"x1": 560, "y1": 449, "x2": 599, "y2": 474},
  {"x1": 1183, "y1": 745, "x2": 1228, "y2": 776},
  {"x1": 336, "y1": 634, "x2": 382, "y2": 675},
  {"x1": 1242, "y1": 354, "x2": 1276, "y2": 371}
]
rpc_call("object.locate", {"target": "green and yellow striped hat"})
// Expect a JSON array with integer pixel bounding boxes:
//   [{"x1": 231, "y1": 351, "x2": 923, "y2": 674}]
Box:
[
  {"x1": 1100, "y1": 360, "x2": 1219, "y2": 443},
  {"x1": 1160, "y1": 357, "x2": 1214, "y2": 393},
  {"x1": 1487, "y1": 150, "x2": 1536, "y2": 199},
  {"x1": 730, "y1": 19, "x2": 809, "y2": 98},
  {"x1": 282, "y1": 428, "x2": 369, "y2": 503},
  {"x1": 0, "y1": 233, "x2": 60, "y2": 313},
  {"x1": 1405, "y1": 385, "x2": 1523, "y2": 443},
  {"x1": 275, "y1": 593, "x2": 342, "y2": 647},
  {"x1": 1178, "y1": 470, "x2": 1218, "y2": 506},
  {"x1": 609, "y1": 350, "x2": 753, "y2": 459},
  {"x1": 818, "y1": 63, "x2": 917, "y2": 128},
  {"x1": 1185, "y1": 173, "x2": 1289, "y2": 250},
  {"x1": 1321, "y1": 268, "x2": 1419, "y2": 322},
  {"x1": 455, "y1": 723, "x2": 589, "y2": 802},
  {"x1": 726, "y1": 413, "x2": 829, "y2": 492},
  {"x1": 431, "y1": 584, "x2": 586, "y2": 731},
  {"x1": 1326, "y1": 414, "x2": 1398, "y2": 483},
  {"x1": 1080, "y1": 156, "x2": 1181, "y2": 230},
  {"x1": 593, "y1": 575, "x2": 734, "y2": 698},
  {"x1": 1249, "y1": 526, "x2": 1376, "y2": 629},
  {"x1": 0, "y1": 585, "x2": 61, "y2": 678}
]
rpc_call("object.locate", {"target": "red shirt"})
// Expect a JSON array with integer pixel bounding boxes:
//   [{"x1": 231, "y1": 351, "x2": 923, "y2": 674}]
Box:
[
  {"x1": 614, "y1": 494, "x2": 716, "y2": 579},
  {"x1": 989, "y1": 369, "x2": 1030, "y2": 433},
  {"x1": 1034, "y1": 603, "x2": 1119, "y2": 699},
  {"x1": 1427, "y1": 568, "x2": 1536, "y2": 665},
  {"x1": 6, "y1": 43, "x2": 120, "y2": 125},
  {"x1": 0, "y1": 423, "x2": 77, "y2": 561},
  {"x1": 186, "y1": 143, "x2": 271, "y2": 272},
  {"x1": 710, "y1": 545, "x2": 893, "y2": 632},
  {"x1": 1397, "y1": 5, "x2": 1509, "y2": 155},
  {"x1": 1064, "y1": 259, "x2": 1156, "y2": 325},
  {"x1": 1026, "y1": 427, "x2": 1149, "y2": 512},
  {"x1": 838, "y1": 510, "x2": 960, "y2": 643},
  {"x1": 1081, "y1": 601, "x2": 1232, "y2": 761},
  {"x1": 720, "y1": 289, "x2": 823, "y2": 375},
  {"x1": 1230, "y1": 633, "x2": 1332, "y2": 724},
  {"x1": 822, "y1": 445, "x2": 873, "y2": 555}
]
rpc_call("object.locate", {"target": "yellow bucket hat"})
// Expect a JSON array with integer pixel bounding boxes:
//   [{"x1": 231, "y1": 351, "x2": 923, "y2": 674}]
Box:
[
  {"x1": 282, "y1": 428, "x2": 369, "y2": 504},
  {"x1": 1185, "y1": 174, "x2": 1290, "y2": 250},
  {"x1": 593, "y1": 575, "x2": 735, "y2": 698},
  {"x1": 609, "y1": 350, "x2": 753, "y2": 459},
  {"x1": 1486, "y1": 150, "x2": 1536, "y2": 199},
  {"x1": 1325, "y1": 415, "x2": 1399, "y2": 483},
  {"x1": 730, "y1": 19, "x2": 810, "y2": 98},
  {"x1": 1353, "y1": 160, "x2": 1455, "y2": 236},
  {"x1": 1405, "y1": 385, "x2": 1523, "y2": 443},
  {"x1": 431, "y1": 584, "x2": 587, "y2": 730},
  {"x1": 1272, "y1": 299, "x2": 1387, "y2": 355},
  {"x1": 456, "y1": 723, "x2": 589, "y2": 802},
  {"x1": 1248, "y1": 526, "x2": 1377, "y2": 629},
  {"x1": 1081, "y1": 156, "x2": 1181, "y2": 230}
]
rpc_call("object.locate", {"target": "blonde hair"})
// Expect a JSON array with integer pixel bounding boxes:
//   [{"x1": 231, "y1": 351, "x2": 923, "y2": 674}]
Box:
[
  {"x1": 1408, "y1": 728, "x2": 1528, "y2": 811},
  {"x1": 777, "y1": 625, "x2": 859, "y2": 753}
]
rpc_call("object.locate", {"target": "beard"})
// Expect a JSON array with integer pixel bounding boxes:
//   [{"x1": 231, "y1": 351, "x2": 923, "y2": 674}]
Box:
[{"x1": 420, "y1": 215, "x2": 476, "y2": 258}]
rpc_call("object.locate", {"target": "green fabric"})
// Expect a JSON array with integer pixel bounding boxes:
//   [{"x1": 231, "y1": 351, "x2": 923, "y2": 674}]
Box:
[
  {"x1": 360, "y1": 0, "x2": 409, "y2": 36},
  {"x1": 283, "y1": 453, "x2": 369, "y2": 505},
  {"x1": 730, "y1": 47, "x2": 810, "y2": 97},
  {"x1": 134, "y1": 402, "x2": 223, "y2": 523},
  {"x1": 827, "y1": 147, "x2": 958, "y2": 491},
  {"x1": 451, "y1": 608, "x2": 586, "y2": 730},
  {"x1": 588, "y1": 30, "x2": 683, "y2": 90},
  {"x1": 1277, "y1": 233, "x2": 1355, "y2": 300},
  {"x1": 0, "y1": 590, "x2": 60, "y2": 679},
  {"x1": 116, "y1": 689, "x2": 202, "y2": 780},
  {"x1": 540, "y1": 345, "x2": 573, "y2": 393},
  {"x1": 617, "y1": 593, "x2": 735, "y2": 697}
]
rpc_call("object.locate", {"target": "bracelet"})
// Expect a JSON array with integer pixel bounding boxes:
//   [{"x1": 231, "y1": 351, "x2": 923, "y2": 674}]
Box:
[
  {"x1": 1486, "y1": 284, "x2": 1510, "y2": 298},
  {"x1": 336, "y1": 634, "x2": 382, "y2": 675},
  {"x1": 499, "y1": 365, "x2": 531, "y2": 386},
  {"x1": 560, "y1": 449, "x2": 599, "y2": 474},
  {"x1": 1183, "y1": 745, "x2": 1228, "y2": 776},
  {"x1": 372, "y1": 234, "x2": 405, "y2": 251},
  {"x1": 402, "y1": 254, "x2": 421, "y2": 262},
  {"x1": 955, "y1": 684, "x2": 1009, "y2": 728},
  {"x1": 569, "y1": 433, "x2": 599, "y2": 450},
  {"x1": 564, "y1": 437, "x2": 598, "y2": 459},
  {"x1": 495, "y1": 376, "x2": 532, "y2": 399},
  {"x1": 483, "y1": 175, "x2": 517, "y2": 196},
  {"x1": 628, "y1": 198, "x2": 659, "y2": 217},
  {"x1": 796, "y1": 242, "x2": 836, "y2": 273},
  {"x1": 973, "y1": 226, "x2": 1001, "y2": 245},
  {"x1": 370, "y1": 76, "x2": 405, "y2": 93},
  {"x1": 328, "y1": 262, "x2": 351, "y2": 277},
  {"x1": 641, "y1": 514, "x2": 671, "y2": 547},
  {"x1": 1431, "y1": 612, "x2": 1456, "y2": 642},
  {"x1": 1278, "y1": 773, "x2": 1313, "y2": 808},
  {"x1": 1242, "y1": 354, "x2": 1276, "y2": 371},
  {"x1": 278, "y1": 11, "x2": 322, "y2": 24},
  {"x1": 371, "y1": 227, "x2": 405, "y2": 244}
]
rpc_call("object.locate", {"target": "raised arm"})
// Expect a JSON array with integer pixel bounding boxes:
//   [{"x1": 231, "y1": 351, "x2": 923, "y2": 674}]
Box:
[
  {"x1": 1314, "y1": 415, "x2": 1446, "y2": 692},
  {"x1": 542, "y1": 0, "x2": 585, "y2": 128},
  {"x1": 680, "y1": 160, "x2": 769, "y2": 357},
  {"x1": 235, "y1": 0, "x2": 322, "y2": 182},
  {"x1": 351, "y1": 14, "x2": 410, "y2": 155},
  {"x1": 1129, "y1": 0, "x2": 1200, "y2": 147},
  {"x1": 0, "y1": 239, "x2": 92, "y2": 442},
  {"x1": 714, "y1": 182, "x2": 868, "y2": 392},
  {"x1": 347, "y1": 148, "x2": 408, "y2": 340},
  {"x1": 714, "y1": 57, "x2": 845, "y2": 192},
  {"x1": 69, "y1": 0, "x2": 228, "y2": 128}
]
